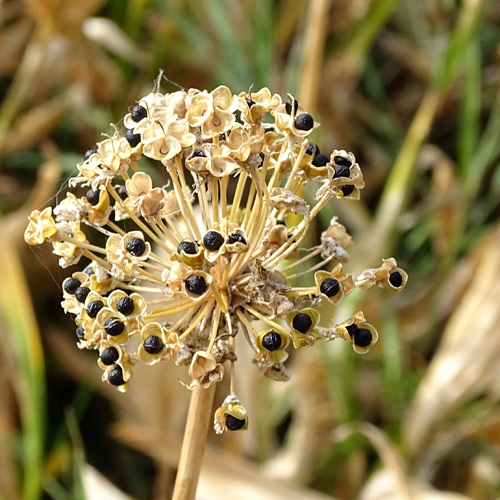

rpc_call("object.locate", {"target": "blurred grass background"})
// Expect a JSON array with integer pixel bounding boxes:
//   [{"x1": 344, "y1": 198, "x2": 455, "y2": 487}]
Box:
[{"x1": 2, "y1": 0, "x2": 500, "y2": 499}]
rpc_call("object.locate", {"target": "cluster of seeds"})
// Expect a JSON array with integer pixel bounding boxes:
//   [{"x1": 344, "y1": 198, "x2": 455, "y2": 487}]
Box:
[{"x1": 25, "y1": 82, "x2": 407, "y2": 433}]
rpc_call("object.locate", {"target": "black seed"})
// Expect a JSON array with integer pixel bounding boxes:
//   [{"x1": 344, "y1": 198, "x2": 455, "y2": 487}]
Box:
[
  {"x1": 75, "y1": 286, "x2": 90, "y2": 303},
  {"x1": 227, "y1": 233, "x2": 247, "y2": 245},
  {"x1": 101, "y1": 346, "x2": 119, "y2": 365},
  {"x1": 294, "y1": 113, "x2": 314, "y2": 131},
  {"x1": 76, "y1": 325, "x2": 85, "y2": 340},
  {"x1": 185, "y1": 275, "x2": 207, "y2": 295},
  {"x1": 105, "y1": 317, "x2": 125, "y2": 336},
  {"x1": 305, "y1": 142, "x2": 317, "y2": 156},
  {"x1": 192, "y1": 149, "x2": 206, "y2": 158},
  {"x1": 320, "y1": 278, "x2": 339, "y2": 297},
  {"x1": 257, "y1": 152, "x2": 265, "y2": 167},
  {"x1": 126, "y1": 237, "x2": 146, "y2": 256},
  {"x1": 84, "y1": 264, "x2": 95, "y2": 275},
  {"x1": 312, "y1": 153, "x2": 329, "y2": 167},
  {"x1": 285, "y1": 98, "x2": 298, "y2": 115},
  {"x1": 334, "y1": 155, "x2": 352, "y2": 167},
  {"x1": 116, "y1": 296, "x2": 135, "y2": 316},
  {"x1": 144, "y1": 335, "x2": 164, "y2": 354},
  {"x1": 126, "y1": 129, "x2": 141, "y2": 147},
  {"x1": 264, "y1": 126, "x2": 274, "y2": 133},
  {"x1": 177, "y1": 240, "x2": 198, "y2": 255},
  {"x1": 108, "y1": 366, "x2": 125, "y2": 386},
  {"x1": 218, "y1": 130, "x2": 230, "y2": 141},
  {"x1": 116, "y1": 185, "x2": 128, "y2": 200},
  {"x1": 85, "y1": 189, "x2": 100, "y2": 206},
  {"x1": 341, "y1": 184, "x2": 354, "y2": 196},
  {"x1": 64, "y1": 277, "x2": 81, "y2": 295},
  {"x1": 203, "y1": 231, "x2": 224, "y2": 251},
  {"x1": 354, "y1": 328, "x2": 372, "y2": 347},
  {"x1": 245, "y1": 98, "x2": 256, "y2": 108},
  {"x1": 87, "y1": 300, "x2": 104, "y2": 318},
  {"x1": 130, "y1": 105, "x2": 147, "y2": 122},
  {"x1": 84, "y1": 149, "x2": 97, "y2": 160},
  {"x1": 333, "y1": 164, "x2": 351, "y2": 179},
  {"x1": 292, "y1": 313, "x2": 313, "y2": 333},
  {"x1": 389, "y1": 271, "x2": 403, "y2": 288},
  {"x1": 261, "y1": 332, "x2": 282, "y2": 351},
  {"x1": 226, "y1": 414, "x2": 245, "y2": 431},
  {"x1": 346, "y1": 323, "x2": 358, "y2": 336},
  {"x1": 276, "y1": 219, "x2": 286, "y2": 226}
]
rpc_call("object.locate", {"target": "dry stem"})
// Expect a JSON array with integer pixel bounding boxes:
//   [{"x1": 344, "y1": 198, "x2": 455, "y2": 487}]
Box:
[{"x1": 172, "y1": 383, "x2": 216, "y2": 500}]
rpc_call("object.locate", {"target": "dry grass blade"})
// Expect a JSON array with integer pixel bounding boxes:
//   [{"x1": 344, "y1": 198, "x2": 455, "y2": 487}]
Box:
[
  {"x1": 0, "y1": 370, "x2": 19, "y2": 500},
  {"x1": 298, "y1": 0, "x2": 329, "y2": 111},
  {"x1": 360, "y1": 469, "x2": 473, "y2": 500},
  {"x1": 113, "y1": 422, "x2": 338, "y2": 500},
  {"x1": 335, "y1": 422, "x2": 412, "y2": 500},
  {"x1": 82, "y1": 465, "x2": 133, "y2": 500},
  {"x1": 405, "y1": 223, "x2": 500, "y2": 455}
]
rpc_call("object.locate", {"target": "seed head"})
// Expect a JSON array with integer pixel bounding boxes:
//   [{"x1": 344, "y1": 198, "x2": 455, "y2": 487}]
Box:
[{"x1": 25, "y1": 82, "x2": 406, "y2": 431}]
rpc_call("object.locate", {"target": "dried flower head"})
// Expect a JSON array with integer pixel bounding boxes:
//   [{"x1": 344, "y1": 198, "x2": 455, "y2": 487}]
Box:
[{"x1": 25, "y1": 79, "x2": 407, "y2": 432}]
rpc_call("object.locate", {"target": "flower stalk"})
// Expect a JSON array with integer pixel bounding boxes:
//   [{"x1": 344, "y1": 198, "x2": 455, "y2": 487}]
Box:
[{"x1": 172, "y1": 384, "x2": 216, "y2": 500}]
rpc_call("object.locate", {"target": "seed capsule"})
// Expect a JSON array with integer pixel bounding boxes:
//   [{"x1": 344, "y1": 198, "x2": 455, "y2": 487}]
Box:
[
  {"x1": 320, "y1": 278, "x2": 340, "y2": 297},
  {"x1": 116, "y1": 297, "x2": 135, "y2": 316},
  {"x1": 294, "y1": 113, "x2": 314, "y2": 131},
  {"x1": 353, "y1": 328, "x2": 372, "y2": 347},
  {"x1": 261, "y1": 331, "x2": 282, "y2": 351},
  {"x1": 85, "y1": 189, "x2": 100, "y2": 206},
  {"x1": 126, "y1": 129, "x2": 141, "y2": 147},
  {"x1": 105, "y1": 317, "x2": 125, "y2": 336},
  {"x1": 108, "y1": 366, "x2": 125, "y2": 386},
  {"x1": 87, "y1": 300, "x2": 104, "y2": 318},
  {"x1": 144, "y1": 335, "x2": 164, "y2": 354},
  {"x1": 101, "y1": 346, "x2": 119, "y2": 365},
  {"x1": 389, "y1": 271, "x2": 403, "y2": 288},
  {"x1": 74, "y1": 286, "x2": 90, "y2": 303},
  {"x1": 226, "y1": 414, "x2": 246, "y2": 431},
  {"x1": 177, "y1": 240, "x2": 198, "y2": 255},
  {"x1": 292, "y1": 313, "x2": 313, "y2": 334},
  {"x1": 126, "y1": 237, "x2": 146, "y2": 256},
  {"x1": 130, "y1": 105, "x2": 147, "y2": 122},
  {"x1": 185, "y1": 275, "x2": 207, "y2": 295},
  {"x1": 64, "y1": 277, "x2": 81, "y2": 295},
  {"x1": 203, "y1": 231, "x2": 224, "y2": 251}
]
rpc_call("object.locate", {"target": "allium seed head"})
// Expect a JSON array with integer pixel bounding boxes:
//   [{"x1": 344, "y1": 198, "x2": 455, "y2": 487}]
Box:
[{"x1": 25, "y1": 81, "x2": 406, "y2": 430}]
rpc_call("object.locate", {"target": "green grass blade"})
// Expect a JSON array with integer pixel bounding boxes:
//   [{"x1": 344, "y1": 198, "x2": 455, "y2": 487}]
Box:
[
  {"x1": 458, "y1": 33, "x2": 481, "y2": 177},
  {"x1": 0, "y1": 237, "x2": 45, "y2": 500}
]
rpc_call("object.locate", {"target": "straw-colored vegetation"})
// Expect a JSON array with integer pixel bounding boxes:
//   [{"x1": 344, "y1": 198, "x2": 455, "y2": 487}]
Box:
[{"x1": 2, "y1": 0, "x2": 500, "y2": 499}]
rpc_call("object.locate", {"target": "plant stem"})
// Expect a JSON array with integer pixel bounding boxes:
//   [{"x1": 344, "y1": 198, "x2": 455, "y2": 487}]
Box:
[{"x1": 172, "y1": 384, "x2": 216, "y2": 500}]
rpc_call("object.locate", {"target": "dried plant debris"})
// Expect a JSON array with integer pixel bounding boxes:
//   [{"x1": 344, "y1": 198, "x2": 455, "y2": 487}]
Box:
[{"x1": 24, "y1": 82, "x2": 406, "y2": 433}]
